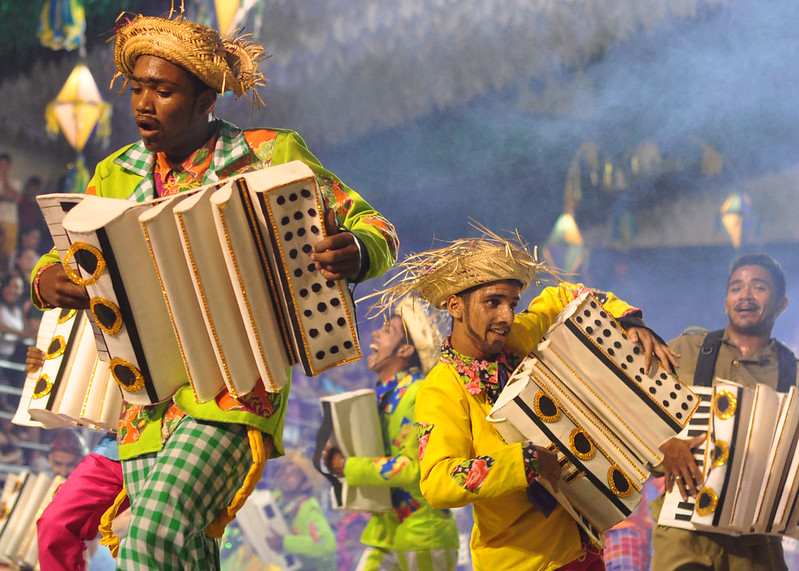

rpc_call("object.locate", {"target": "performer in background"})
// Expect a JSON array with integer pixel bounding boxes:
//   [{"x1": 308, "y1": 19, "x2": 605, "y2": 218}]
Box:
[
  {"x1": 371, "y1": 229, "x2": 676, "y2": 570},
  {"x1": 651, "y1": 253, "x2": 795, "y2": 571},
  {"x1": 268, "y1": 449, "x2": 337, "y2": 570},
  {"x1": 324, "y1": 297, "x2": 460, "y2": 570},
  {"x1": 30, "y1": 13, "x2": 398, "y2": 570}
]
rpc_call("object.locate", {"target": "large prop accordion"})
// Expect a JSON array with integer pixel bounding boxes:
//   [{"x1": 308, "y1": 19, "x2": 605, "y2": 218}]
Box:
[
  {"x1": 12, "y1": 307, "x2": 121, "y2": 432},
  {"x1": 0, "y1": 471, "x2": 64, "y2": 568},
  {"x1": 313, "y1": 389, "x2": 393, "y2": 513},
  {"x1": 236, "y1": 489, "x2": 301, "y2": 570},
  {"x1": 37, "y1": 160, "x2": 361, "y2": 406},
  {"x1": 658, "y1": 381, "x2": 799, "y2": 537},
  {"x1": 487, "y1": 291, "x2": 700, "y2": 545}
]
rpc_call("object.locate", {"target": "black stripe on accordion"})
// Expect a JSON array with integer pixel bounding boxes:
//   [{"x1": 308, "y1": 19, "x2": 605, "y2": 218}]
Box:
[
  {"x1": 255, "y1": 192, "x2": 311, "y2": 374},
  {"x1": 767, "y1": 413, "x2": 799, "y2": 532},
  {"x1": 0, "y1": 474, "x2": 31, "y2": 538},
  {"x1": 512, "y1": 395, "x2": 634, "y2": 517},
  {"x1": 711, "y1": 386, "x2": 743, "y2": 527},
  {"x1": 96, "y1": 228, "x2": 159, "y2": 403},
  {"x1": 44, "y1": 311, "x2": 83, "y2": 411},
  {"x1": 235, "y1": 179, "x2": 297, "y2": 364},
  {"x1": 563, "y1": 319, "x2": 682, "y2": 432}
]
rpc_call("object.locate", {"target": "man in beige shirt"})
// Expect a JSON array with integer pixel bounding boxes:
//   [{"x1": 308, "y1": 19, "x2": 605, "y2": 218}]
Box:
[{"x1": 651, "y1": 252, "x2": 796, "y2": 570}]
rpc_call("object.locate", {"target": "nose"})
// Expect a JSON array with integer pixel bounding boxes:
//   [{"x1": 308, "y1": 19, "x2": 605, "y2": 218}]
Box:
[
  {"x1": 498, "y1": 303, "x2": 514, "y2": 323},
  {"x1": 133, "y1": 89, "x2": 154, "y2": 115}
]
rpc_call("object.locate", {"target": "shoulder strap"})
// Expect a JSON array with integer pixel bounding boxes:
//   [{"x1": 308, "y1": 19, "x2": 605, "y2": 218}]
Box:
[
  {"x1": 776, "y1": 341, "x2": 798, "y2": 394},
  {"x1": 694, "y1": 330, "x2": 725, "y2": 387}
]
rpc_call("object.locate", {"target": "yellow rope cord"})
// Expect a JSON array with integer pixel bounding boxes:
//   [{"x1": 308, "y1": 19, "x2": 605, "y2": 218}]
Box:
[
  {"x1": 204, "y1": 427, "x2": 268, "y2": 539},
  {"x1": 98, "y1": 487, "x2": 128, "y2": 558}
]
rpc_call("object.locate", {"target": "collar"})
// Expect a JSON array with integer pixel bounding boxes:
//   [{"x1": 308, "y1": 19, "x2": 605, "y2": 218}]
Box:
[
  {"x1": 114, "y1": 119, "x2": 255, "y2": 203},
  {"x1": 440, "y1": 337, "x2": 519, "y2": 404}
]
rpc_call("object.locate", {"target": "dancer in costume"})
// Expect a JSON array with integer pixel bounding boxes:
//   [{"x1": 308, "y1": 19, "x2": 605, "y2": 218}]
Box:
[
  {"x1": 30, "y1": 13, "x2": 397, "y2": 570},
  {"x1": 370, "y1": 227, "x2": 676, "y2": 571},
  {"x1": 324, "y1": 296, "x2": 460, "y2": 570}
]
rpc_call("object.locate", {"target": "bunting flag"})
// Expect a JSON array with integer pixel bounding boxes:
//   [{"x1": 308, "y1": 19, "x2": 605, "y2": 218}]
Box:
[
  {"x1": 543, "y1": 212, "x2": 587, "y2": 274},
  {"x1": 720, "y1": 191, "x2": 752, "y2": 249},
  {"x1": 38, "y1": 0, "x2": 86, "y2": 52}
]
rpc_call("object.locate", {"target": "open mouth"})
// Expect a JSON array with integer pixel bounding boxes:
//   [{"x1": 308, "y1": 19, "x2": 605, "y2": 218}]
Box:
[{"x1": 136, "y1": 119, "x2": 159, "y2": 139}]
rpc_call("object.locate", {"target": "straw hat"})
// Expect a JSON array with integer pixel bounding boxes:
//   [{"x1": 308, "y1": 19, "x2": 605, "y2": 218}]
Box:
[
  {"x1": 394, "y1": 295, "x2": 446, "y2": 374},
  {"x1": 281, "y1": 448, "x2": 325, "y2": 492},
  {"x1": 111, "y1": 14, "x2": 266, "y2": 103}
]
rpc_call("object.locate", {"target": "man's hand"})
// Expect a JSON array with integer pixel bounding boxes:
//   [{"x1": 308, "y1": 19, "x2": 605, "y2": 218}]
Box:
[
  {"x1": 533, "y1": 445, "x2": 561, "y2": 493},
  {"x1": 311, "y1": 209, "x2": 360, "y2": 281},
  {"x1": 323, "y1": 445, "x2": 346, "y2": 477},
  {"x1": 658, "y1": 434, "x2": 707, "y2": 500},
  {"x1": 266, "y1": 533, "x2": 284, "y2": 551},
  {"x1": 25, "y1": 347, "x2": 45, "y2": 374},
  {"x1": 37, "y1": 264, "x2": 90, "y2": 309},
  {"x1": 627, "y1": 326, "x2": 680, "y2": 374}
]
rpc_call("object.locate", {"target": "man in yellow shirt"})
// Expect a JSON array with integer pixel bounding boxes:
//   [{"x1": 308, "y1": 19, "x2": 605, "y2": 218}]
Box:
[{"x1": 373, "y1": 229, "x2": 675, "y2": 570}]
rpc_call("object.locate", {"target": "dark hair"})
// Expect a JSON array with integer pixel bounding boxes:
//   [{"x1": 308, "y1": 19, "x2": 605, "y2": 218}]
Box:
[
  {"x1": 0, "y1": 153, "x2": 10, "y2": 163},
  {"x1": 390, "y1": 314, "x2": 423, "y2": 370},
  {"x1": 729, "y1": 253, "x2": 786, "y2": 298}
]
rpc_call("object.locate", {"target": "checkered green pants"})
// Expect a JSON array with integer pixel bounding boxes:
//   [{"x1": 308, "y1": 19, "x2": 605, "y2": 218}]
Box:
[{"x1": 117, "y1": 418, "x2": 252, "y2": 570}]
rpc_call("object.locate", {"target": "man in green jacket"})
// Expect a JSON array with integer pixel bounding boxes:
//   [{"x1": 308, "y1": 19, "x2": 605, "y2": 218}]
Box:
[
  {"x1": 325, "y1": 296, "x2": 460, "y2": 570},
  {"x1": 31, "y1": 14, "x2": 398, "y2": 571}
]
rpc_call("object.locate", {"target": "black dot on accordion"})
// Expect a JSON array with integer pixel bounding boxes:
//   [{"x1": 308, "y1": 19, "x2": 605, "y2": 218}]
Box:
[
  {"x1": 307, "y1": 263, "x2": 316, "y2": 272},
  {"x1": 633, "y1": 346, "x2": 641, "y2": 355},
  {"x1": 311, "y1": 225, "x2": 320, "y2": 235},
  {"x1": 583, "y1": 310, "x2": 591, "y2": 317},
  {"x1": 343, "y1": 341, "x2": 353, "y2": 349},
  {"x1": 309, "y1": 328, "x2": 319, "y2": 338},
  {"x1": 599, "y1": 311, "x2": 608, "y2": 318},
  {"x1": 94, "y1": 303, "x2": 119, "y2": 330},
  {"x1": 575, "y1": 316, "x2": 583, "y2": 323},
  {"x1": 674, "y1": 383, "x2": 682, "y2": 391},
  {"x1": 326, "y1": 280, "x2": 336, "y2": 288},
  {"x1": 325, "y1": 323, "x2": 333, "y2": 332},
  {"x1": 640, "y1": 368, "x2": 646, "y2": 374},
  {"x1": 304, "y1": 310, "x2": 312, "y2": 317},
  {"x1": 655, "y1": 379, "x2": 663, "y2": 386},
  {"x1": 75, "y1": 249, "x2": 99, "y2": 275},
  {"x1": 594, "y1": 319, "x2": 601, "y2": 326},
  {"x1": 330, "y1": 298, "x2": 341, "y2": 307},
  {"x1": 299, "y1": 288, "x2": 308, "y2": 298},
  {"x1": 114, "y1": 365, "x2": 138, "y2": 388},
  {"x1": 312, "y1": 283, "x2": 322, "y2": 293},
  {"x1": 626, "y1": 355, "x2": 634, "y2": 363},
  {"x1": 297, "y1": 228, "x2": 306, "y2": 237},
  {"x1": 697, "y1": 492, "x2": 713, "y2": 510},
  {"x1": 660, "y1": 372, "x2": 668, "y2": 380},
  {"x1": 285, "y1": 231, "x2": 293, "y2": 241},
  {"x1": 289, "y1": 249, "x2": 298, "y2": 259},
  {"x1": 316, "y1": 350, "x2": 325, "y2": 360},
  {"x1": 289, "y1": 192, "x2": 298, "y2": 202},
  {"x1": 294, "y1": 268, "x2": 303, "y2": 277},
  {"x1": 302, "y1": 244, "x2": 312, "y2": 254},
  {"x1": 34, "y1": 376, "x2": 49, "y2": 394},
  {"x1": 586, "y1": 326, "x2": 594, "y2": 334},
  {"x1": 596, "y1": 337, "x2": 603, "y2": 344},
  {"x1": 607, "y1": 348, "x2": 615, "y2": 356},
  {"x1": 610, "y1": 468, "x2": 630, "y2": 494},
  {"x1": 277, "y1": 196, "x2": 286, "y2": 205},
  {"x1": 539, "y1": 395, "x2": 559, "y2": 417},
  {"x1": 649, "y1": 387, "x2": 657, "y2": 394},
  {"x1": 681, "y1": 403, "x2": 689, "y2": 410},
  {"x1": 308, "y1": 208, "x2": 317, "y2": 217},
  {"x1": 294, "y1": 211, "x2": 303, "y2": 220},
  {"x1": 621, "y1": 362, "x2": 628, "y2": 370},
  {"x1": 662, "y1": 399, "x2": 670, "y2": 408},
  {"x1": 635, "y1": 375, "x2": 642, "y2": 382},
  {"x1": 614, "y1": 341, "x2": 622, "y2": 349},
  {"x1": 300, "y1": 188, "x2": 311, "y2": 198},
  {"x1": 317, "y1": 302, "x2": 327, "y2": 312},
  {"x1": 337, "y1": 317, "x2": 346, "y2": 327},
  {"x1": 330, "y1": 345, "x2": 339, "y2": 354},
  {"x1": 573, "y1": 431, "x2": 592, "y2": 454},
  {"x1": 670, "y1": 392, "x2": 677, "y2": 399},
  {"x1": 590, "y1": 301, "x2": 598, "y2": 309},
  {"x1": 281, "y1": 216, "x2": 290, "y2": 225},
  {"x1": 603, "y1": 329, "x2": 611, "y2": 337},
  {"x1": 48, "y1": 338, "x2": 63, "y2": 355},
  {"x1": 687, "y1": 394, "x2": 694, "y2": 401}
]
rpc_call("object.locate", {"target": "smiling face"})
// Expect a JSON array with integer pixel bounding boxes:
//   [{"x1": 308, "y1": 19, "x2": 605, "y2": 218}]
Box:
[
  {"x1": 448, "y1": 280, "x2": 521, "y2": 360},
  {"x1": 366, "y1": 315, "x2": 415, "y2": 379},
  {"x1": 129, "y1": 55, "x2": 217, "y2": 163},
  {"x1": 2, "y1": 275, "x2": 23, "y2": 305},
  {"x1": 725, "y1": 264, "x2": 788, "y2": 337}
]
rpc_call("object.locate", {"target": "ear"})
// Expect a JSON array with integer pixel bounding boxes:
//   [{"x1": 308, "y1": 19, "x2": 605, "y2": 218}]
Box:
[
  {"x1": 446, "y1": 294, "x2": 463, "y2": 321},
  {"x1": 197, "y1": 90, "x2": 217, "y2": 116},
  {"x1": 778, "y1": 296, "x2": 789, "y2": 315},
  {"x1": 397, "y1": 343, "x2": 415, "y2": 360}
]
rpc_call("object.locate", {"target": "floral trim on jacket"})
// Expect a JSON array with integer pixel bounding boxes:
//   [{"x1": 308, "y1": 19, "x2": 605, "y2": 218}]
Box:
[{"x1": 439, "y1": 337, "x2": 520, "y2": 405}]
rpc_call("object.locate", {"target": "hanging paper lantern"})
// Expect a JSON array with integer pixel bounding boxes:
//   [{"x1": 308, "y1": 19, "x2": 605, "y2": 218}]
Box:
[
  {"x1": 214, "y1": 0, "x2": 259, "y2": 36},
  {"x1": 38, "y1": 0, "x2": 86, "y2": 52},
  {"x1": 45, "y1": 63, "x2": 112, "y2": 193},
  {"x1": 720, "y1": 191, "x2": 751, "y2": 249},
  {"x1": 543, "y1": 212, "x2": 587, "y2": 274}
]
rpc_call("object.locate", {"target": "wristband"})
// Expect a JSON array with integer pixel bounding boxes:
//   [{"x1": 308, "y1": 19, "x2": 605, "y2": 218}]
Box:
[{"x1": 33, "y1": 262, "x2": 56, "y2": 309}]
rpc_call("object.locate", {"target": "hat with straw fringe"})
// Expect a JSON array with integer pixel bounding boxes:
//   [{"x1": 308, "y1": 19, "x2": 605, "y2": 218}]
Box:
[
  {"x1": 366, "y1": 222, "x2": 552, "y2": 315},
  {"x1": 111, "y1": 14, "x2": 266, "y2": 104},
  {"x1": 393, "y1": 295, "x2": 447, "y2": 374}
]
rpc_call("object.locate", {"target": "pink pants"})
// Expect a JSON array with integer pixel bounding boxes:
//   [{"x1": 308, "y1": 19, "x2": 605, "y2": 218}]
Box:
[{"x1": 37, "y1": 453, "x2": 128, "y2": 571}]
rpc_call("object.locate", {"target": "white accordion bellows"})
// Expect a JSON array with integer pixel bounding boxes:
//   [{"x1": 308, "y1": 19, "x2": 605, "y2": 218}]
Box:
[
  {"x1": 40, "y1": 160, "x2": 361, "y2": 406},
  {"x1": 488, "y1": 291, "x2": 700, "y2": 545},
  {"x1": 236, "y1": 489, "x2": 301, "y2": 570},
  {"x1": 659, "y1": 381, "x2": 799, "y2": 538},
  {"x1": 0, "y1": 472, "x2": 64, "y2": 567},
  {"x1": 316, "y1": 389, "x2": 393, "y2": 513},
  {"x1": 13, "y1": 307, "x2": 121, "y2": 432}
]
